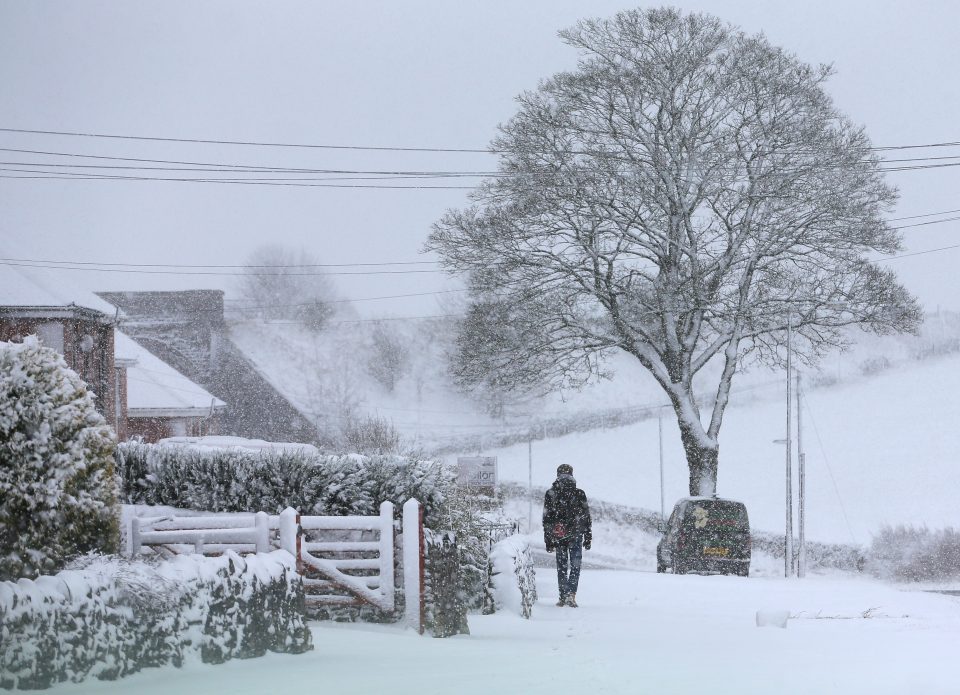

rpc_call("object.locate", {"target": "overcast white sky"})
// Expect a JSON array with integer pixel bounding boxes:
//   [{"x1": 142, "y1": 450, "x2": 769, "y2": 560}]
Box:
[{"x1": 1, "y1": 0, "x2": 958, "y2": 316}]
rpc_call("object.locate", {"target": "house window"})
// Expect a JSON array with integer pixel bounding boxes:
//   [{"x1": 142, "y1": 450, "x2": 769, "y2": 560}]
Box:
[{"x1": 35, "y1": 322, "x2": 65, "y2": 353}]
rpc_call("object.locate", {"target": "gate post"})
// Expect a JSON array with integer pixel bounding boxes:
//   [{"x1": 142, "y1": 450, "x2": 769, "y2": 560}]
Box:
[
  {"x1": 129, "y1": 516, "x2": 141, "y2": 557},
  {"x1": 254, "y1": 511, "x2": 270, "y2": 553},
  {"x1": 379, "y1": 501, "x2": 395, "y2": 612},
  {"x1": 402, "y1": 498, "x2": 424, "y2": 634},
  {"x1": 279, "y1": 506, "x2": 298, "y2": 556}
]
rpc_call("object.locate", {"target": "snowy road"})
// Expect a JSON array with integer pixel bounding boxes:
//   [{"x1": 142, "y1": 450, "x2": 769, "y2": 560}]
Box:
[{"x1": 52, "y1": 570, "x2": 960, "y2": 695}]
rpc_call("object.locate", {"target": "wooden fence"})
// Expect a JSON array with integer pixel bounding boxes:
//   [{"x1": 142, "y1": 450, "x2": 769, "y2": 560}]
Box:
[{"x1": 129, "y1": 500, "x2": 424, "y2": 631}]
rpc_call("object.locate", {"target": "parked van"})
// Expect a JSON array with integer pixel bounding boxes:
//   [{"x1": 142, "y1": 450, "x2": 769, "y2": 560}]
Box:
[{"x1": 656, "y1": 497, "x2": 751, "y2": 577}]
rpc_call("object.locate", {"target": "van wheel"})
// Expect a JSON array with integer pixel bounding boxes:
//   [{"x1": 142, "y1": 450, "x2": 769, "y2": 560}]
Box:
[
  {"x1": 737, "y1": 565, "x2": 750, "y2": 578},
  {"x1": 657, "y1": 560, "x2": 666, "y2": 573},
  {"x1": 674, "y1": 560, "x2": 685, "y2": 575}
]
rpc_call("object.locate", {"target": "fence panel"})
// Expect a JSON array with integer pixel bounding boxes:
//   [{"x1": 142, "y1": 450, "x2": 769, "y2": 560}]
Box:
[{"x1": 130, "y1": 503, "x2": 423, "y2": 617}]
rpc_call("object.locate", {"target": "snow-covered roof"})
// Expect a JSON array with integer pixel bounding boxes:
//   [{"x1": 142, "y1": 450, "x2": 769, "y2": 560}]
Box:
[
  {"x1": 0, "y1": 254, "x2": 120, "y2": 317},
  {"x1": 116, "y1": 331, "x2": 226, "y2": 417}
]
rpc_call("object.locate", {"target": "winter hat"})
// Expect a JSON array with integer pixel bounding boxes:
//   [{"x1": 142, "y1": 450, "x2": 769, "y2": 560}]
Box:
[{"x1": 557, "y1": 464, "x2": 574, "y2": 476}]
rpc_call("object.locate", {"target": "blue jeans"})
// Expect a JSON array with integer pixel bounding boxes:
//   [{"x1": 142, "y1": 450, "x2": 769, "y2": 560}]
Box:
[{"x1": 555, "y1": 535, "x2": 583, "y2": 598}]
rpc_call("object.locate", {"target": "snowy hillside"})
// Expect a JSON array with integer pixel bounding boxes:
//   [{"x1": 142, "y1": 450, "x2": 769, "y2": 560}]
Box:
[
  {"x1": 484, "y1": 351, "x2": 960, "y2": 544},
  {"x1": 228, "y1": 312, "x2": 960, "y2": 449},
  {"x1": 227, "y1": 318, "x2": 506, "y2": 446},
  {"x1": 227, "y1": 313, "x2": 960, "y2": 543}
]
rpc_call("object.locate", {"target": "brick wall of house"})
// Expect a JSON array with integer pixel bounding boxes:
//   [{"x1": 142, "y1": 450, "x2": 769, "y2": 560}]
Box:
[{"x1": 128, "y1": 415, "x2": 218, "y2": 442}]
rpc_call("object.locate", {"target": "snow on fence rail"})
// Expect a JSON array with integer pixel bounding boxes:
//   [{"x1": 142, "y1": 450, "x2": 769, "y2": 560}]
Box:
[
  {"x1": 129, "y1": 501, "x2": 424, "y2": 627},
  {"x1": 130, "y1": 512, "x2": 274, "y2": 556}
]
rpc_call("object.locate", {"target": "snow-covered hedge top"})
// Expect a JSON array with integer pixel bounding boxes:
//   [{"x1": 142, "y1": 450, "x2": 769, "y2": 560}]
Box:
[
  {"x1": 0, "y1": 550, "x2": 312, "y2": 690},
  {"x1": 0, "y1": 550, "x2": 297, "y2": 620},
  {"x1": 117, "y1": 440, "x2": 452, "y2": 523},
  {"x1": 157, "y1": 436, "x2": 319, "y2": 456}
]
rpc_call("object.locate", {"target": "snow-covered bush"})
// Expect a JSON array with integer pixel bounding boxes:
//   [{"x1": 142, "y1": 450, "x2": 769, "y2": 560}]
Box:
[
  {"x1": 866, "y1": 524, "x2": 960, "y2": 582},
  {"x1": 486, "y1": 535, "x2": 537, "y2": 618},
  {"x1": 116, "y1": 442, "x2": 450, "y2": 522},
  {"x1": 0, "y1": 337, "x2": 119, "y2": 581},
  {"x1": 341, "y1": 414, "x2": 403, "y2": 455},
  {"x1": 0, "y1": 550, "x2": 312, "y2": 690}
]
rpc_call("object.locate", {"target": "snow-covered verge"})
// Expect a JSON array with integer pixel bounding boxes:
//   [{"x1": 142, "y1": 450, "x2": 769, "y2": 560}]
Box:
[
  {"x1": 487, "y1": 535, "x2": 537, "y2": 618},
  {"x1": 0, "y1": 551, "x2": 312, "y2": 690},
  {"x1": 42, "y1": 569, "x2": 960, "y2": 695}
]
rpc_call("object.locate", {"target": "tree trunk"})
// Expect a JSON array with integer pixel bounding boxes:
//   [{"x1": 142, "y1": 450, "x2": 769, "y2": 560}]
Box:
[{"x1": 678, "y1": 419, "x2": 718, "y2": 497}]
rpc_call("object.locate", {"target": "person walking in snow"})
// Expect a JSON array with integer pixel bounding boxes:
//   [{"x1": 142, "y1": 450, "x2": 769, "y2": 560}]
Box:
[{"x1": 543, "y1": 464, "x2": 592, "y2": 607}]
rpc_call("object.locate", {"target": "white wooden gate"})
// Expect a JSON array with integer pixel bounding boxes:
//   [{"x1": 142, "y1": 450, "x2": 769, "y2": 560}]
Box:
[
  {"x1": 129, "y1": 501, "x2": 423, "y2": 627},
  {"x1": 278, "y1": 504, "x2": 394, "y2": 611}
]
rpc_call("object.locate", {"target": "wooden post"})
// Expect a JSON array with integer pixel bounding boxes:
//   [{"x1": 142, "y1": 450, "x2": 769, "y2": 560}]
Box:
[
  {"x1": 129, "y1": 516, "x2": 141, "y2": 557},
  {"x1": 379, "y1": 501, "x2": 395, "y2": 612},
  {"x1": 402, "y1": 498, "x2": 424, "y2": 634},
  {"x1": 418, "y1": 505, "x2": 425, "y2": 635},
  {"x1": 279, "y1": 507, "x2": 299, "y2": 569},
  {"x1": 295, "y1": 513, "x2": 303, "y2": 574},
  {"x1": 254, "y1": 511, "x2": 270, "y2": 554}
]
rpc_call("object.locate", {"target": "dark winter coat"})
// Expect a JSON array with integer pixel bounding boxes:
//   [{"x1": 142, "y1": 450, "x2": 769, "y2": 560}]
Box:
[{"x1": 542, "y1": 474, "x2": 592, "y2": 549}]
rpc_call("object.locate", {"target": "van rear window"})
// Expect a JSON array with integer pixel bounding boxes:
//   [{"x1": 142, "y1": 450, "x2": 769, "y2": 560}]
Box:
[{"x1": 684, "y1": 502, "x2": 748, "y2": 531}]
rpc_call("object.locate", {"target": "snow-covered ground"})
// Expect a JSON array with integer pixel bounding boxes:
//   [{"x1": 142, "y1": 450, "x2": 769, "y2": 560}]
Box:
[
  {"x1": 48, "y1": 568, "x2": 960, "y2": 695},
  {"x1": 480, "y1": 352, "x2": 960, "y2": 544}
]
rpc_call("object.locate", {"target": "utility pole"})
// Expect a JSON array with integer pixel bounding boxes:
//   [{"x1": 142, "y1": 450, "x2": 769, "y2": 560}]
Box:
[
  {"x1": 658, "y1": 407, "x2": 666, "y2": 529},
  {"x1": 797, "y1": 372, "x2": 806, "y2": 578},
  {"x1": 527, "y1": 437, "x2": 533, "y2": 533},
  {"x1": 785, "y1": 314, "x2": 794, "y2": 578}
]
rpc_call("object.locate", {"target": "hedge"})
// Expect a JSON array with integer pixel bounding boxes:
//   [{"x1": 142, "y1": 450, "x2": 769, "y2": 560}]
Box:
[
  {"x1": 0, "y1": 551, "x2": 312, "y2": 690},
  {"x1": 116, "y1": 442, "x2": 450, "y2": 523}
]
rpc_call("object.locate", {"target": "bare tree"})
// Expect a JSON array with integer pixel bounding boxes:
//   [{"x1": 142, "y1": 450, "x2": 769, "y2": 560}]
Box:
[
  {"x1": 367, "y1": 321, "x2": 410, "y2": 393},
  {"x1": 427, "y1": 8, "x2": 921, "y2": 496},
  {"x1": 237, "y1": 244, "x2": 336, "y2": 331}
]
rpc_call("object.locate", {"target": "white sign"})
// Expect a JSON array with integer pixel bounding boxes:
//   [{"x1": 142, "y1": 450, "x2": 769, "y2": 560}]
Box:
[{"x1": 457, "y1": 456, "x2": 498, "y2": 488}]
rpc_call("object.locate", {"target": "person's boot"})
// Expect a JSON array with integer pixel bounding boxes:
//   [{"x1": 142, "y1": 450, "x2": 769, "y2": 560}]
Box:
[
  {"x1": 556, "y1": 595, "x2": 567, "y2": 607},
  {"x1": 566, "y1": 593, "x2": 578, "y2": 608}
]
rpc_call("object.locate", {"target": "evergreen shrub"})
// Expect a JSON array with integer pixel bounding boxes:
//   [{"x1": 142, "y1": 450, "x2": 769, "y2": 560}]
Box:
[{"x1": 0, "y1": 338, "x2": 119, "y2": 581}]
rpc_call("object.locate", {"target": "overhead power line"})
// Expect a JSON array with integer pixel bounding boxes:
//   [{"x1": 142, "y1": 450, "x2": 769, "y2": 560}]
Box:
[
  {"x1": 888, "y1": 207, "x2": 960, "y2": 221},
  {"x1": 3, "y1": 156, "x2": 960, "y2": 188},
  {"x1": 875, "y1": 242, "x2": 960, "y2": 261},
  {"x1": 3, "y1": 146, "x2": 960, "y2": 177},
  {"x1": 0, "y1": 259, "x2": 447, "y2": 276},
  {"x1": 0, "y1": 256, "x2": 436, "y2": 269},
  {"x1": 5, "y1": 201, "x2": 960, "y2": 276},
  {"x1": 0, "y1": 169, "x2": 475, "y2": 190},
  {"x1": 0, "y1": 127, "x2": 494, "y2": 154},
  {"x1": 3, "y1": 125, "x2": 960, "y2": 156}
]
